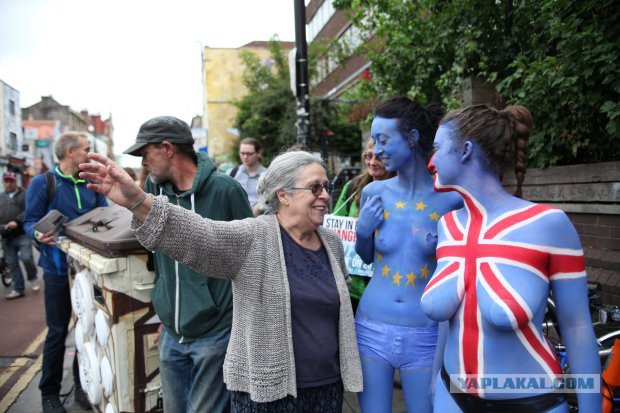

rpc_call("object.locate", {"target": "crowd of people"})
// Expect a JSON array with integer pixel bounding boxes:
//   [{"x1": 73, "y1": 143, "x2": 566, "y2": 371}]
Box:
[{"x1": 1, "y1": 96, "x2": 601, "y2": 413}]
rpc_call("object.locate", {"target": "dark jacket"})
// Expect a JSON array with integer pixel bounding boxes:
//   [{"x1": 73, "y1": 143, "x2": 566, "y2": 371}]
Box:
[
  {"x1": 145, "y1": 152, "x2": 253, "y2": 342},
  {"x1": 23, "y1": 166, "x2": 108, "y2": 276},
  {"x1": 0, "y1": 187, "x2": 27, "y2": 237}
]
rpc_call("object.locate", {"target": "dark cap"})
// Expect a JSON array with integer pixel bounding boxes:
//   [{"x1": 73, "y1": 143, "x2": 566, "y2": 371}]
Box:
[
  {"x1": 2, "y1": 172, "x2": 17, "y2": 181},
  {"x1": 124, "y1": 116, "x2": 194, "y2": 156}
]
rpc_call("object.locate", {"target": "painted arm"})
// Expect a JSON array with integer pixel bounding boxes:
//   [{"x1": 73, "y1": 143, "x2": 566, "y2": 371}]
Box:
[
  {"x1": 430, "y1": 321, "x2": 449, "y2": 405},
  {"x1": 354, "y1": 190, "x2": 383, "y2": 264},
  {"x1": 553, "y1": 277, "x2": 601, "y2": 411},
  {"x1": 550, "y1": 215, "x2": 601, "y2": 412}
]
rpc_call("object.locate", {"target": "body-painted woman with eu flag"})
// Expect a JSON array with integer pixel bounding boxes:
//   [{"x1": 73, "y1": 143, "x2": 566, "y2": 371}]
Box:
[
  {"x1": 354, "y1": 97, "x2": 462, "y2": 412},
  {"x1": 422, "y1": 105, "x2": 601, "y2": 412}
]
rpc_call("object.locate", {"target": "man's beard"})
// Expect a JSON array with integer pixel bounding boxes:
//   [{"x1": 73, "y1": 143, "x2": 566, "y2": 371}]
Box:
[{"x1": 148, "y1": 172, "x2": 167, "y2": 185}]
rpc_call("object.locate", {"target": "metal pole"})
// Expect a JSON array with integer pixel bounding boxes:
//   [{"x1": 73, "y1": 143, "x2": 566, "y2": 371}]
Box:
[{"x1": 294, "y1": 0, "x2": 310, "y2": 145}]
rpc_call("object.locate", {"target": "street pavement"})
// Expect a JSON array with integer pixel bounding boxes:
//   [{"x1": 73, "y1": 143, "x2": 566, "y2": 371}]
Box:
[
  {"x1": 0, "y1": 258, "x2": 90, "y2": 413},
  {"x1": 0, "y1": 259, "x2": 407, "y2": 412}
]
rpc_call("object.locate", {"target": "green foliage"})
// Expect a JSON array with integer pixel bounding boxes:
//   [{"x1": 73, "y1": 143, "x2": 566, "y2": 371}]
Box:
[
  {"x1": 234, "y1": 38, "x2": 363, "y2": 164},
  {"x1": 334, "y1": 0, "x2": 620, "y2": 166},
  {"x1": 234, "y1": 39, "x2": 362, "y2": 164},
  {"x1": 311, "y1": 97, "x2": 362, "y2": 156},
  {"x1": 233, "y1": 39, "x2": 297, "y2": 164},
  {"x1": 497, "y1": 0, "x2": 620, "y2": 166}
]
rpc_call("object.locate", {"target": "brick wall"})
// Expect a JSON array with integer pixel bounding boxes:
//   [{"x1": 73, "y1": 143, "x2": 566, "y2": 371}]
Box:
[{"x1": 570, "y1": 213, "x2": 620, "y2": 251}]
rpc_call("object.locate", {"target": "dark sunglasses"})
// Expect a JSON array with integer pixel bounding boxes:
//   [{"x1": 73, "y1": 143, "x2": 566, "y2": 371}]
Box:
[{"x1": 286, "y1": 183, "x2": 334, "y2": 197}]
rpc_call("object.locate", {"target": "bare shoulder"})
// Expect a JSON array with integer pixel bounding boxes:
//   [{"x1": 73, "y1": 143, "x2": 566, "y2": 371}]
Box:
[
  {"x1": 361, "y1": 177, "x2": 394, "y2": 197},
  {"x1": 516, "y1": 202, "x2": 582, "y2": 248},
  {"x1": 540, "y1": 206, "x2": 578, "y2": 232}
]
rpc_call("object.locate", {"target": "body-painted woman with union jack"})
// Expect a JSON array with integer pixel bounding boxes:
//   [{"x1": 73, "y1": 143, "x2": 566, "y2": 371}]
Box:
[{"x1": 422, "y1": 105, "x2": 601, "y2": 412}]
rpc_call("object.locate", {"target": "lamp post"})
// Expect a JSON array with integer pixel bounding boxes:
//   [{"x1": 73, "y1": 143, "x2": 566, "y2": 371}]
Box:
[{"x1": 294, "y1": 0, "x2": 310, "y2": 146}]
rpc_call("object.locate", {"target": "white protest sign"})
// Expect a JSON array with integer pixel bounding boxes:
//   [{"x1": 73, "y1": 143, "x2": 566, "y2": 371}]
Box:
[{"x1": 323, "y1": 214, "x2": 373, "y2": 277}]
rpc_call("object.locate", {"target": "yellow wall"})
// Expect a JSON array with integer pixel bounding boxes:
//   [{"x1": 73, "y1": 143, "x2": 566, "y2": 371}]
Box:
[{"x1": 203, "y1": 46, "x2": 274, "y2": 161}]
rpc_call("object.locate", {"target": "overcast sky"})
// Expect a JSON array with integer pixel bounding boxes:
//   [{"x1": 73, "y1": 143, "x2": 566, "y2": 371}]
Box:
[{"x1": 0, "y1": 0, "x2": 295, "y2": 166}]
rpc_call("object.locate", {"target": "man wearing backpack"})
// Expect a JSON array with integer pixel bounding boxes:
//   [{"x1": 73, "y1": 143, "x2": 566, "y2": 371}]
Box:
[{"x1": 24, "y1": 131, "x2": 107, "y2": 413}]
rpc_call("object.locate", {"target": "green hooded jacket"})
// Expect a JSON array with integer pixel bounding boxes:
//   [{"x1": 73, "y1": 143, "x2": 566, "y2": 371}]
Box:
[{"x1": 146, "y1": 152, "x2": 253, "y2": 342}]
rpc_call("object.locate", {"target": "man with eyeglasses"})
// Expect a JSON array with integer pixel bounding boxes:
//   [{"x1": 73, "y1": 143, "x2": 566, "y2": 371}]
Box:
[{"x1": 228, "y1": 138, "x2": 267, "y2": 210}]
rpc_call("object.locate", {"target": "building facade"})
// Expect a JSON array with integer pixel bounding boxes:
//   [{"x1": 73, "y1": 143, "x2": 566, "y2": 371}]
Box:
[
  {"x1": 202, "y1": 41, "x2": 294, "y2": 161},
  {"x1": 81, "y1": 110, "x2": 114, "y2": 161},
  {"x1": 306, "y1": 0, "x2": 370, "y2": 99},
  {"x1": 22, "y1": 119, "x2": 61, "y2": 175},
  {"x1": 22, "y1": 96, "x2": 114, "y2": 172},
  {"x1": 0, "y1": 80, "x2": 26, "y2": 183},
  {"x1": 22, "y1": 95, "x2": 87, "y2": 131}
]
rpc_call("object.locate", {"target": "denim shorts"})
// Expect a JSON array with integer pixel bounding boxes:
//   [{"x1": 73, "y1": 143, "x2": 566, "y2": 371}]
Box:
[{"x1": 355, "y1": 317, "x2": 438, "y2": 371}]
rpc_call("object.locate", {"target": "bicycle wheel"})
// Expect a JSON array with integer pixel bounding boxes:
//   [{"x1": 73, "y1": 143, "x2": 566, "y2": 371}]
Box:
[
  {"x1": 543, "y1": 297, "x2": 563, "y2": 350},
  {"x1": 0, "y1": 257, "x2": 12, "y2": 287}
]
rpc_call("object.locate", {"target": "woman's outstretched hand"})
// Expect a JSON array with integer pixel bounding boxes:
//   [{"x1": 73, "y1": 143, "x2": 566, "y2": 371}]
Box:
[{"x1": 79, "y1": 152, "x2": 146, "y2": 211}]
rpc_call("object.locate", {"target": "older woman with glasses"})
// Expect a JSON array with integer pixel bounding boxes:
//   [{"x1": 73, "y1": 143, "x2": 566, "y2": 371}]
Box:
[
  {"x1": 79, "y1": 150, "x2": 362, "y2": 412},
  {"x1": 333, "y1": 138, "x2": 395, "y2": 313}
]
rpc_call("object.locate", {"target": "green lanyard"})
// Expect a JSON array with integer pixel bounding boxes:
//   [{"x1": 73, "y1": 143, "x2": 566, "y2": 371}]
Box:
[{"x1": 55, "y1": 167, "x2": 86, "y2": 209}]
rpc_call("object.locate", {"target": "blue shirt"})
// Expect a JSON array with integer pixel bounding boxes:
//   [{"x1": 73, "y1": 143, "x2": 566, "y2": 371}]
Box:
[
  {"x1": 229, "y1": 164, "x2": 267, "y2": 207},
  {"x1": 280, "y1": 225, "x2": 341, "y2": 388}
]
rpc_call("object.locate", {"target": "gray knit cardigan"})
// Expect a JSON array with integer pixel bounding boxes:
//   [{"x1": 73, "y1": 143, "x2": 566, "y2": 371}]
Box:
[{"x1": 132, "y1": 196, "x2": 363, "y2": 402}]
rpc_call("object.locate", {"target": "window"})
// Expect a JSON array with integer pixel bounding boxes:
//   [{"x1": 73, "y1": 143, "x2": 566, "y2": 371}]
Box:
[
  {"x1": 9, "y1": 100, "x2": 15, "y2": 116},
  {"x1": 312, "y1": 24, "x2": 363, "y2": 85},
  {"x1": 307, "y1": 0, "x2": 336, "y2": 42},
  {"x1": 9, "y1": 133, "x2": 17, "y2": 151}
]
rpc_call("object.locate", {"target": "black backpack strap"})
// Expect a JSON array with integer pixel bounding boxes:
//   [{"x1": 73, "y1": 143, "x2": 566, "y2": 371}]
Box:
[
  {"x1": 229, "y1": 165, "x2": 240, "y2": 178},
  {"x1": 45, "y1": 172, "x2": 56, "y2": 204}
]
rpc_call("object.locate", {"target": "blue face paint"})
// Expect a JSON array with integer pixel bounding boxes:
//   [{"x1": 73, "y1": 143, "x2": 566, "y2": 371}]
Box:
[
  {"x1": 428, "y1": 123, "x2": 460, "y2": 190},
  {"x1": 370, "y1": 117, "x2": 412, "y2": 173}
]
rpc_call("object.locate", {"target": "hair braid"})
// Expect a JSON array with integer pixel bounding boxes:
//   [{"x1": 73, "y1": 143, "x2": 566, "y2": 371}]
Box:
[{"x1": 502, "y1": 105, "x2": 532, "y2": 198}]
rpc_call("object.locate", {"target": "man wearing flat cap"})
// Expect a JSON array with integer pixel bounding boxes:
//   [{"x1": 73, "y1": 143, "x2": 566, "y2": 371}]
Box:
[
  {"x1": 125, "y1": 116, "x2": 252, "y2": 412},
  {"x1": 0, "y1": 172, "x2": 39, "y2": 299}
]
